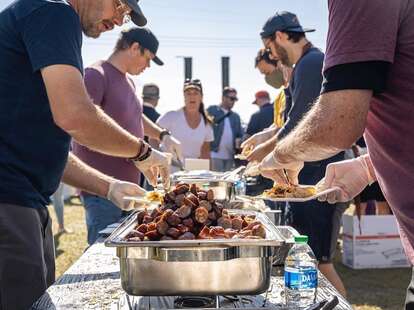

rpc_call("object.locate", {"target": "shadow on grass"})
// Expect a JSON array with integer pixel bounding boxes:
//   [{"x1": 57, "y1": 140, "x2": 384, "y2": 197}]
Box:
[
  {"x1": 335, "y1": 255, "x2": 410, "y2": 310},
  {"x1": 53, "y1": 232, "x2": 64, "y2": 258}
]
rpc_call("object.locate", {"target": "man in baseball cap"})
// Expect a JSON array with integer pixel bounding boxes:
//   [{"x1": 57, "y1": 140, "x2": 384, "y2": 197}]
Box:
[
  {"x1": 252, "y1": 90, "x2": 270, "y2": 105},
  {"x1": 250, "y1": 11, "x2": 347, "y2": 296},
  {"x1": 73, "y1": 27, "x2": 183, "y2": 246},
  {"x1": 120, "y1": 27, "x2": 164, "y2": 65},
  {"x1": 260, "y1": 11, "x2": 315, "y2": 67},
  {"x1": 142, "y1": 83, "x2": 161, "y2": 124}
]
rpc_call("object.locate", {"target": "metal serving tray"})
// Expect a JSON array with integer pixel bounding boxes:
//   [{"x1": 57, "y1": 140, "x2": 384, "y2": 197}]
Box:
[
  {"x1": 170, "y1": 171, "x2": 238, "y2": 201},
  {"x1": 105, "y1": 210, "x2": 285, "y2": 296}
]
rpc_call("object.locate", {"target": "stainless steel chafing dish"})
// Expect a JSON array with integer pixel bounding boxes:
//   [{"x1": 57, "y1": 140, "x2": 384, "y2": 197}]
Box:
[{"x1": 105, "y1": 209, "x2": 285, "y2": 296}]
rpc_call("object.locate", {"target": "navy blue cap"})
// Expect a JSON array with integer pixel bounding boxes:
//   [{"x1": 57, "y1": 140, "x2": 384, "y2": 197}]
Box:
[
  {"x1": 260, "y1": 11, "x2": 315, "y2": 38},
  {"x1": 121, "y1": 27, "x2": 163, "y2": 65},
  {"x1": 125, "y1": 0, "x2": 147, "y2": 26}
]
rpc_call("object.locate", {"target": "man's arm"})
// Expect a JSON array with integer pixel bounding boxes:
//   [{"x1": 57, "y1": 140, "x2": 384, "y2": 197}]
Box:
[
  {"x1": 62, "y1": 153, "x2": 114, "y2": 197},
  {"x1": 143, "y1": 114, "x2": 163, "y2": 140},
  {"x1": 275, "y1": 89, "x2": 372, "y2": 163},
  {"x1": 41, "y1": 65, "x2": 142, "y2": 158}
]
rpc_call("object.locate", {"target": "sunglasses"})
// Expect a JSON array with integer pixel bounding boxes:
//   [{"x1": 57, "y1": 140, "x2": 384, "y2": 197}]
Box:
[
  {"x1": 225, "y1": 95, "x2": 238, "y2": 101},
  {"x1": 184, "y1": 78, "x2": 202, "y2": 86},
  {"x1": 114, "y1": 0, "x2": 132, "y2": 24}
]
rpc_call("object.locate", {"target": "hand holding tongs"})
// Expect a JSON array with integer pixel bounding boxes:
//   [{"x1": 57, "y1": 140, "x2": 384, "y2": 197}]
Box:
[
  {"x1": 222, "y1": 166, "x2": 246, "y2": 181},
  {"x1": 123, "y1": 195, "x2": 160, "y2": 210},
  {"x1": 244, "y1": 161, "x2": 293, "y2": 185}
]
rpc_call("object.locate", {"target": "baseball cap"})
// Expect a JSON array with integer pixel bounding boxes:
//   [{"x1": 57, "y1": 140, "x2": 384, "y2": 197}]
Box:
[
  {"x1": 142, "y1": 83, "x2": 160, "y2": 99},
  {"x1": 260, "y1": 11, "x2": 315, "y2": 38},
  {"x1": 121, "y1": 27, "x2": 164, "y2": 65},
  {"x1": 252, "y1": 90, "x2": 270, "y2": 105},
  {"x1": 124, "y1": 0, "x2": 147, "y2": 26}
]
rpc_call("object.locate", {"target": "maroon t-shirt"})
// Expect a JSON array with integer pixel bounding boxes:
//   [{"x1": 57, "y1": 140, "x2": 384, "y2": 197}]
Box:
[
  {"x1": 72, "y1": 61, "x2": 143, "y2": 192},
  {"x1": 324, "y1": 0, "x2": 414, "y2": 262}
]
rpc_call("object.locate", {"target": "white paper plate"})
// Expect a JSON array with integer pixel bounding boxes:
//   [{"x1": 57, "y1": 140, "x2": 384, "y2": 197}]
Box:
[{"x1": 241, "y1": 187, "x2": 340, "y2": 202}]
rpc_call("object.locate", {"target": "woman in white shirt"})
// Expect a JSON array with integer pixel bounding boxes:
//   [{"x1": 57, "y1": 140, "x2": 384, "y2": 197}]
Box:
[{"x1": 157, "y1": 79, "x2": 214, "y2": 160}]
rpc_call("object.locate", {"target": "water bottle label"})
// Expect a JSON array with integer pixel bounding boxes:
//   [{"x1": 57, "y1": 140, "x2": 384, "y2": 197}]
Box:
[{"x1": 284, "y1": 267, "x2": 318, "y2": 289}]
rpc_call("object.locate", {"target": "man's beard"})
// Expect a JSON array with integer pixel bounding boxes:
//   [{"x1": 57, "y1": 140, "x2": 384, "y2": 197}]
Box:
[
  {"x1": 275, "y1": 45, "x2": 291, "y2": 67},
  {"x1": 81, "y1": 1, "x2": 105, "y2": 38}
]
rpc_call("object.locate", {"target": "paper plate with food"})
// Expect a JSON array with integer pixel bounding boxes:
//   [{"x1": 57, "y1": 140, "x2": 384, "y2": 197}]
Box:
[{"x1": 243, "y1": 184, "x2": 339, "y2": 202}]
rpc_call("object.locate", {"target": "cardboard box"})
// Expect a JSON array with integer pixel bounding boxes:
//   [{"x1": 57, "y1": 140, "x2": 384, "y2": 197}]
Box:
[
  {"x1": 184, "y1": 158, "x2": 210, "y2": 171},
  {"x1": 342, "y1": 214, "x2": 410, "y2": 269}
]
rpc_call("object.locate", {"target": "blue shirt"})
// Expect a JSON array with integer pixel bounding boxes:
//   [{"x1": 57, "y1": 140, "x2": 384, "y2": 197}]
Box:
[
  {"x1": 0, "y1": 0, "x2": 83, "y2": 208},
  {"x1": 246, "y1": 103, "x2": 274, "y2": 136},
  {"x1": 277, "y1": 47, "x2": 343, "y2": 182}
]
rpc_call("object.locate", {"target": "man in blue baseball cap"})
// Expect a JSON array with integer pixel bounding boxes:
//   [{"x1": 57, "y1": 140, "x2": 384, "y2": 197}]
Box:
[{"x1": 243, "y1": 11, "x2": 347, "y2": 297}]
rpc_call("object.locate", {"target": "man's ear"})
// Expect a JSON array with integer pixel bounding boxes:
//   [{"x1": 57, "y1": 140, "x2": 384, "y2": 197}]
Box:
[
  {"x1": 275, "y1": 31, "x2": 287, "y2": 43},
  {"x1": 130, "y1": 42, "x2": 141, "y2": 55}
]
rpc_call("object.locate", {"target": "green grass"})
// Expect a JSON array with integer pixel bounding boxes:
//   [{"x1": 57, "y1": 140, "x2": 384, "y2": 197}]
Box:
[
  {"x1": 48, "y1": 202, "x2": 411, "y2": 309},
  {"x1": 48, "y1": 202, "x2": 87, "y2": 279}
]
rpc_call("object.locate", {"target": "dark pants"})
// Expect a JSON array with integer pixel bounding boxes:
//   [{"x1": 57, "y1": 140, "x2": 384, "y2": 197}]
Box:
[
  {"x1": 405, "y1": 268, "x2": 414, "y2": 310},
  {"x1": 0, "y1": 204, "x2": 55, "y2": 310},
  {"x1": 288, "y1": 161, "x2": 345, "y2": 263},
  {"x1": 81, "y1": 194, "x2": 127, "y2": 245}
]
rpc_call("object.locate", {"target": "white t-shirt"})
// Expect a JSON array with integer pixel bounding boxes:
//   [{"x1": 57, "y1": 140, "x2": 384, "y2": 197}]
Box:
[
  {"x1": 157, "y1": 108, "x2": 214, "y2": 159},
  {"x1": 211, "y1": 108, "x2": 234, "y2": 159}
]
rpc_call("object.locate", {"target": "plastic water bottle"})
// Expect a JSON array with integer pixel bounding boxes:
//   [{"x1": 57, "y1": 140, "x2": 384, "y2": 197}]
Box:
[
  {"x1": 234, "y1": 177, "x2": 246, "y2": 196},
  {"x1": 284, "y1": 235, "x2": 318, "y2": 309}
]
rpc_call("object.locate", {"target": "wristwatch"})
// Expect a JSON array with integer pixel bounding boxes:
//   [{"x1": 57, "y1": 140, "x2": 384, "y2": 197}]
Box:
[{"x1": 159, "y1": 129, "x2": 171, "y2": 141}]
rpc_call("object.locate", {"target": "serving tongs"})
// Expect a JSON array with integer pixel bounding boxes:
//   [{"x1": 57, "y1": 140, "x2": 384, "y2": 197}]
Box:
[
  {"x1": 221, "y1": 166, "x2": 246, "y2": 181},
  {"x1": 123, "y1": 189, "x2": 164, "y2": 210},
  {"x1": 243, "y1": 162, "x2": 292, "y2": 186}
]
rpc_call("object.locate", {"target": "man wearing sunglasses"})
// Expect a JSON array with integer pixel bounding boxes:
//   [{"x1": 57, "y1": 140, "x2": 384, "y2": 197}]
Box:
[
  {"x1": 0, "y1": 0, "x2": 171, "y2": 309},
  {"x1": 207, "y1": 87, "x2": 244, "y2": 172},
  {"x1": 242, "y1": 11, "x2": 347, "y2": 297}
]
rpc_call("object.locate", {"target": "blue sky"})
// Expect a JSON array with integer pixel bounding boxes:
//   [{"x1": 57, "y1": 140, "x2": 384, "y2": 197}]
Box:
[{"x1": 0, "y1": 0, "x2": 329, "y2": 122}]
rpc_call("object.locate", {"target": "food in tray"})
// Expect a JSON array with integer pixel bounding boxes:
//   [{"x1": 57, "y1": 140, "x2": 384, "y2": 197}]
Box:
[
  {"x1": 263, "y1": 184, "x2": 317, "y2": 199},
  {"x1": 124, "y1": 183, "x2": 266, "y2": 241},
  {"x1": 145, "y1": 191, "x2": 164, "y2": 203}
]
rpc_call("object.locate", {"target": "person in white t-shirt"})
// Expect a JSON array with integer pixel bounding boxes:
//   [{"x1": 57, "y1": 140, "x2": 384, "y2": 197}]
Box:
[{"x1": 157, "y1": 79, "x2": 214, "y2": 164}]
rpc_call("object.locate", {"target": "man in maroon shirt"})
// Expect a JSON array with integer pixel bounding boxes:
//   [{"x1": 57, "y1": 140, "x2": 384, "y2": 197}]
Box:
[
  {"x1": 259, "y1": 1, "x2": 414, "y2": 306},
  {"x1": 73, "y1": 27, "x2": 183, "y2": 244}
]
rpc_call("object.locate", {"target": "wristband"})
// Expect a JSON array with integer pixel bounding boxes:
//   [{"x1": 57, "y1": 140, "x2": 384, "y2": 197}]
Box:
[
  {"x1": 137, "y1": 145, "x2": 152, "y2": 162},
  {"x1": 129, "y1": 141, "x2": 150, "y2": 162}
]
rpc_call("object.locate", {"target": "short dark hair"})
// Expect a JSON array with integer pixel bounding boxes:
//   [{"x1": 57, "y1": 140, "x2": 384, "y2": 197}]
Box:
[
  {"x1": 255, "y1": 48, "x2": 278, "y2": 67},
  {"x1": 283, "y1": 31, "x2": 306, "y2": 43},
  {"x1": 114, "y1": 34, "x2": 146, "y2": 54}
]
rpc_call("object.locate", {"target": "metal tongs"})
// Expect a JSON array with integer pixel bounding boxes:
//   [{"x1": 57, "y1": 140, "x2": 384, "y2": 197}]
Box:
[
  {"x1": 221, "y1": 166, "x2": 246, "y2": 181},
  {"x1": 123, "y1": 195, "x2": 160, "y2": 210},
  {"x1": 244, "y1": 162, "x2": 292, "y2": 185}
]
